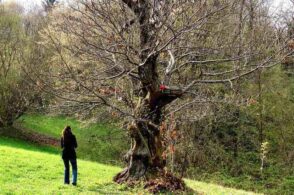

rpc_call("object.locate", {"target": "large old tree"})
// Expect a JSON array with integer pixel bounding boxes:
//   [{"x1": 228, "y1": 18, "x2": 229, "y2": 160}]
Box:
[{"x1": 33, "y1": 0, "x2": 291, "y2": 192}]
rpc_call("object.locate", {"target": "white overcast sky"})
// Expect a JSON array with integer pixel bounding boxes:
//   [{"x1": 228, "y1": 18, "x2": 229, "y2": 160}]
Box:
[{"x1": 1, "y1": 0, "x2": 293, "y2": 13}]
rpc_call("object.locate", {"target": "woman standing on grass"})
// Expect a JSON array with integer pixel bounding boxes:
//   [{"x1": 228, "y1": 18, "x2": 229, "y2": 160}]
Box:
[{"x1": 61, "y1": 126, "x2": 78, "y2": 186}]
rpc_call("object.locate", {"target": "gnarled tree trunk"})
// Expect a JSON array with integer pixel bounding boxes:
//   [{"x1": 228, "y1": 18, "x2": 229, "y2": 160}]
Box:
[
  {"x1": 114, "y1": 0, "x2": 184, "y2": 192},
  {"x1": 114, "y1": 92, "x2": 184, "y2": 193},
  {"x1": 114, "y1": 96, "x2": 164, "y2": 181}
]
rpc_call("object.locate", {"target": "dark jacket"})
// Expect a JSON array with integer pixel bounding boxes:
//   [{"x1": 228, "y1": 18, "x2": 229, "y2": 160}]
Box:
[{"x1": 61, "y1": 134, "x2": 77, "y2": 159}]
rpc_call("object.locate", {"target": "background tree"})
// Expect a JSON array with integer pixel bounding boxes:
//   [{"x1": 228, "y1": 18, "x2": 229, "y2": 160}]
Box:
[{"x1": 0, "y1": 2, "x2": 44, "y2": 127}]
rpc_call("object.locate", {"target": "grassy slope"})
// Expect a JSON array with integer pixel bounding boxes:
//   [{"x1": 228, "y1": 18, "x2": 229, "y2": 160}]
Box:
[
  {"x1": 0, "y1": 137, "x2": 132, "y2": 195},
  {"x1": 16, "y1": 114, "x2": 128, "y2": 166},
  {"x1": 0, "y1": 137, "x2": 260, "y2": 195}
]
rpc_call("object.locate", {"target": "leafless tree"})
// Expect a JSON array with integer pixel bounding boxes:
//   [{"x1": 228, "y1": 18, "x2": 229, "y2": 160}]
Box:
[{"x1": 34, "y1": 0, "x2": 292, "y2": 191}]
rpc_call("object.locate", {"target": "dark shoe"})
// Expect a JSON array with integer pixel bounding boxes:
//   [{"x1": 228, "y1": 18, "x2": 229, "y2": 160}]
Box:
[
  {"x1": 64, "y1": 182, "x2": 70, "y2": 185},
  {"x1": 72, "y1": 183, "x2": 77, "y2": 186}
]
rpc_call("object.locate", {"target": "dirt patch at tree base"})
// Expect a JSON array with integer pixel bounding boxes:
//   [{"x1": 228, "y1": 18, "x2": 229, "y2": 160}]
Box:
[
  {"x1": 144, "y1": 172, "x2": 186, "y2": 193},
  {"x1": 114, "y1": 170, "x2": 190, "y2": 194}
]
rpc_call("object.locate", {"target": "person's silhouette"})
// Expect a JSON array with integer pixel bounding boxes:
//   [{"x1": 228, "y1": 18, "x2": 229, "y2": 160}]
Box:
[{"x1": 61, "y1": 126, "x2": 78, "y2": 185}]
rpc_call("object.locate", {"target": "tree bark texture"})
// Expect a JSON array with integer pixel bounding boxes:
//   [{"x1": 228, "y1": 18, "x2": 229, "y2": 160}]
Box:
[{"x1": 114, "y1": 1, "x2": 184, "y2": 192}]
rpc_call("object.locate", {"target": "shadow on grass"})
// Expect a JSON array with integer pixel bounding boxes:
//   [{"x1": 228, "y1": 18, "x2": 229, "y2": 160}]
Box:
[
  {"x1": 87, "y1": 182, "x2": 132, "y2": 194},
  {"x1": 0, "y1": 125, "x2": 128, "y2": 168},
  {"x1": 14, "y1": 118, "x2": 128, "y2": 167},
  {"x1": 0, "y1": 127, "x2": 59, "y2": 155},
  {"x1": 87, "y1": 182, "x2": 198, "y2": 194}
]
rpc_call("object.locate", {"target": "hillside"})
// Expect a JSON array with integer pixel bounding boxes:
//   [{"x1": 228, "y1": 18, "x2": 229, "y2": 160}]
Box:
[
  {"x1": 15, "y1": 114, "x2": 128, "y2": 166},
  {"x1": 0, "y1": 136, "x2": 260, "y2": 194}
]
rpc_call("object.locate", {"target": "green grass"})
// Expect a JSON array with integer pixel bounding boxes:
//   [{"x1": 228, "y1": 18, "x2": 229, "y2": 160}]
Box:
[
  {"x1": 0, "y1": 136, "x2": 262, "y2": 194},
  {"x1": 16, "y1": 114, "x2": 128, "y2": 165},
  {"x1": 184, "y1": 179, "x2": 260, "y2": 195},
  {"x1": 0, "y1": 137, "x2": 136, "y2": 194}
]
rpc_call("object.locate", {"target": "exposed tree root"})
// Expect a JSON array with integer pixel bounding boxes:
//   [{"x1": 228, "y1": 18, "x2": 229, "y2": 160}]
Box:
[
  {"x1": 143, "y1": 172, "x2": 185, "y2": 193},
  {"x1": 114, "y1": 169, "x2": 185, "y2": 194}
]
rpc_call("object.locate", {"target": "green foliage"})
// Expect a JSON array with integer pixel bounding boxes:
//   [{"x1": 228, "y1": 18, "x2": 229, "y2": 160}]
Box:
[
  {"x1": 172, "y1": 66, "x2": 294, "y2": 194},
  {"x1": 245, "y1": 67, "x2": 294, "y2": 165}
]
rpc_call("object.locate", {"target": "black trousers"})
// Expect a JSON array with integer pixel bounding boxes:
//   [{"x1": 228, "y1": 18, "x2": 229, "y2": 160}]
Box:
[{"x1": 63, "y1": 158, "x2": 77, "y2": 184}]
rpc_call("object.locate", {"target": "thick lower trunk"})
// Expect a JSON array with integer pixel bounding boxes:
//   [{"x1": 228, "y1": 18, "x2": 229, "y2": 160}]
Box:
[
  {"x1": 114, "y1": 95, "x2": 185, "y2": 193},
  {"x1": 114, "y1": 98, "x2": 164, "y2": 182},
  {"x1": 114, "y1": 120, "x2": 185, "y2": 192},
  {"x1": 114, "y1": 128, "x2": 164, "y2": 181}
]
